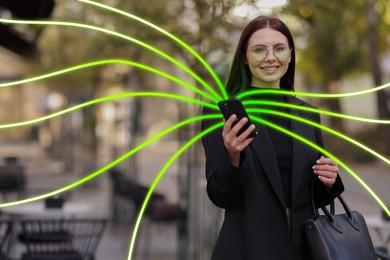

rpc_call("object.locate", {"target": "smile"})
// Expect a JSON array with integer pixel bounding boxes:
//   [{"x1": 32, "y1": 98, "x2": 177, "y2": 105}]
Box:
[{"x1": 260, "y1": 66, "x2": 280, "y2": 72}]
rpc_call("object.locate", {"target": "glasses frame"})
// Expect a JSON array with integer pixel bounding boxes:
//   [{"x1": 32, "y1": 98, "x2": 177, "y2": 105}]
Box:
[{"x1": 247, "y1": 46, "x2": 293, "y2": 62}]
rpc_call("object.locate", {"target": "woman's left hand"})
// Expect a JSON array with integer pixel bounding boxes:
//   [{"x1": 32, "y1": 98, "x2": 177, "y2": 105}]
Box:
[{"x1": 312, "y1": 156, "x2": 339, "y2": 190}]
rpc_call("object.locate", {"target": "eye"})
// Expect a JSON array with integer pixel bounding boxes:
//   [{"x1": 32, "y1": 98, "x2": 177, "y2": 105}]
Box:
[
  {"x1": 275, "y1": 46, "x2": 288, "y2": 52},
  {"x1": 253, "y1": 47, "x2": 266, "y2": 54}
]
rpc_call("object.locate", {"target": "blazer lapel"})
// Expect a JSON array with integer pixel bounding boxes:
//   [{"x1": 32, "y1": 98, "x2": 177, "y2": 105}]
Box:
[
  {"x1": 287, "y1": 96, "x2": 311, "y2": 202},
  {"x1": 247, "y1": 94, "x2": 315, "y2": 206},
  {"x1": 249, "y1": 123, "x2": 286, "y2": 207}
]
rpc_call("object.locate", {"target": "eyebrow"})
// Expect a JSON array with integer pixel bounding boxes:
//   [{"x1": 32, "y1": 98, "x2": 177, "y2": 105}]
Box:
[{"x1": 250, "y1": 43, "x2": 289, "y2": 48}]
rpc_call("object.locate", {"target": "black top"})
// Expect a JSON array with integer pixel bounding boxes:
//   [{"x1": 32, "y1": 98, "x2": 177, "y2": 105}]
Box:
[{"x1": 247, "y1": 86, "x2": 292, "y2": 206}]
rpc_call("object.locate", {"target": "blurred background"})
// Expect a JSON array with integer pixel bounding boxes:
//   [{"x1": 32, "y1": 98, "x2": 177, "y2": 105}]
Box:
[{"x1": 0, "y1": 0, "x2": 389, "y2": 259}]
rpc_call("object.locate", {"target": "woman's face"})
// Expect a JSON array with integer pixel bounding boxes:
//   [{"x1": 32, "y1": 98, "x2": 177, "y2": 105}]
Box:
[{"x1": 245, "y1": 27, "x2": 291, "y2": 89}]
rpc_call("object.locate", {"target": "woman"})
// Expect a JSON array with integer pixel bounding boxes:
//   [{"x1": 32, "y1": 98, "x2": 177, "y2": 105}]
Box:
[{"x1": 201, "y1": 16, "x2": 344, "y2": 259}]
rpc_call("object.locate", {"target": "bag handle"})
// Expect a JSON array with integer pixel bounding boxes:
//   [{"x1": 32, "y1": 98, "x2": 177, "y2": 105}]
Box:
[
  {"x1": 310, "y1": 183, "x2": 360, "y2": 233},
  {"x1": 310, "y1": 182, "x2": 335, "y2": 215}
]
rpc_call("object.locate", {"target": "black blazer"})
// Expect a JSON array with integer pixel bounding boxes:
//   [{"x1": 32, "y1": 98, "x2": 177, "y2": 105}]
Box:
[{"x1": 201, "y1": 95, "x2": 344, "y2": 260}]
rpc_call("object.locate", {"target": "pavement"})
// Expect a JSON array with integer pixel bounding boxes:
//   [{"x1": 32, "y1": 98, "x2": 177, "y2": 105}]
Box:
[{"x1": 0, "y1": 142, "x2": 389, "y2": 259}]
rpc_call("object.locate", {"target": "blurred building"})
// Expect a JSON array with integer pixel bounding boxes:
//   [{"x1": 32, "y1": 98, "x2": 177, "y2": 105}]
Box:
[{"x1": 0, "y1": 0, "x2": 55, "y2": 142}]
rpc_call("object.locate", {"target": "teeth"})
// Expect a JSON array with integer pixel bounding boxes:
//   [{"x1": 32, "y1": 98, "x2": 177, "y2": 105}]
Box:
[{"x1": 262, "y1": 67, "x2": 277, "y2": 71}]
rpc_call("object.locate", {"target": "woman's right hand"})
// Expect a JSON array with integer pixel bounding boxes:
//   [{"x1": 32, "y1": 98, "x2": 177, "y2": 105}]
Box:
[{"x1": 222, "y1": 114, "x2": 256, "y2": 167}]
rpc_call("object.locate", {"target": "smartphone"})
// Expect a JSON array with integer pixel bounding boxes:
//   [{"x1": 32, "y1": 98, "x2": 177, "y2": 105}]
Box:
[{"x1": 218, "y1": 98, "x2": 257, "y2": 138}]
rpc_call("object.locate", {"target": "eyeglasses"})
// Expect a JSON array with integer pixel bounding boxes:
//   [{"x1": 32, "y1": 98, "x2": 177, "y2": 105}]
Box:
[{"x1": 248, "y1": 46, "x2": 292, "y2": 62}]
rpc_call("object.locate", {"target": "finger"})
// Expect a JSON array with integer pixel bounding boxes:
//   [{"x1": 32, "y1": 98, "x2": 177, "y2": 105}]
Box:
[
  {"x1": 225, "y1": 114, "x2": 238, "y2": 128},
  {"x1": 230, "y1": 117, "x2": 248, "y2": 137},
  {"x1": 313, "y1": 164, "x2": 338, "y2": 173},
  {"x1": 314, "y1": 170, "x2": 337, "y2": 180},
  {"x1": 237, "y1": 124, "x2": 256, "y2": 142},
  {"x1": 222, "y1": 114, "x2": 237, "y2": 136},
  {"x1": 231, "y1": 117, "x2": 248, "y2": 131},
  {"x1": 236, "y1": 137, "x2": 255, "y2": 151},
  {"x1": 316, "y1": 157, "x2": 337, "y2": 166}
]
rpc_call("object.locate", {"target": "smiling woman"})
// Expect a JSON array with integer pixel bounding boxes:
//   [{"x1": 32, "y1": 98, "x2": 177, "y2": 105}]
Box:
[{"x1": 201, "y1": 15, "x2": 344, "y2": 260}]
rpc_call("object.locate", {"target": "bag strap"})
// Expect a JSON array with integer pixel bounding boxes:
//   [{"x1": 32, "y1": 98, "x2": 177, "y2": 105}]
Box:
[
  {"x1": 310, "y1": 182, "x2": 360, "y2": 233},
  {"x1": 310, "y1": 181, "x2": 335, "y2": 215}
]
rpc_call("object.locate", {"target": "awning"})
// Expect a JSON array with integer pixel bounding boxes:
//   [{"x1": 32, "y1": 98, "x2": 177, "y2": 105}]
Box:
[{"x1": 0, "y1": 0, "x2": 55, "y2": 57}]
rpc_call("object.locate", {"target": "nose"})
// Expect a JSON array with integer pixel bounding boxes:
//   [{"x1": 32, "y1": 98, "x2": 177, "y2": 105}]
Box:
[{"x1": 264, "y1": 49, "x2": 276, "y2": 61}]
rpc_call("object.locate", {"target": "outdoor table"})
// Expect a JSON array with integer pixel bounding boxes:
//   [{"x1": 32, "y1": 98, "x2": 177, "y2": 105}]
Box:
[{"x1": 1, "y1": 200, "x2": 105, "y2": 259}]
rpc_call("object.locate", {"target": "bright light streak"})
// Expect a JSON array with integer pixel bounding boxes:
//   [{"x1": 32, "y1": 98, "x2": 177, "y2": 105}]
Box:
[
  {"x1": 0, "y1": 92, "x2": 218, "y2": 129},
  {"x1": 0, "y1": 59, "x2": 218, "y2": 103},
  {"x1": 248, "y1": 108, "x2": 390, "y2": 165},
  {"x1": 127, "y1": 120, "x2": 223, "y2": 260},
  {"x1": 0, "y1": 114, "x2": 220, "y2": 208},
  {"x1": 0, "y1": 18, "x2": 222, "y2": 101},
  {"x1": 77, "y1": 0, "x2": 228, "y2": 100},
  {"x1": 1, "y1": 2, "x2": 389, "y2": 259},
  {"x1": 237, "y1": 83, "x2": 390, "y2": 99},
  {"x1": 244, "y1": 100, "x2": 390, "y2": 124},
  {"x1": 249, "y1": 115, "x2": 390, "y2": 217}
]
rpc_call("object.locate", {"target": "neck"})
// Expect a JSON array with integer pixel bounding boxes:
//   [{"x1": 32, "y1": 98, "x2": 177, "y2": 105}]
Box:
[
  {"x1": 250, "y1": 82, "x2": 280, "y2": 89},
  {"x1": 250, "y1": 78, "x2": 280, "y2": 89}
]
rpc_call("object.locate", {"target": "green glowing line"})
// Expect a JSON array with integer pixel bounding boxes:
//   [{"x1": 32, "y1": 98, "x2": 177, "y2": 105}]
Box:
[
  {"x1": 247, "y1": 108, "x2": 390, "y2": 165},
  {"x1": 243, "y1": 100, "x2": 390, "y2": 124},
  {"x1": 0, "y1": 18, "x2": 221, "y2": 101},
  {"x1": 0, "y1": 59, "x2": 218, "y2": 103},
  {"x1": 0, "y1": 114, "x2": 221, "y2": 208},
  {"x1": 237, "y1": 82, "x2": 390, "y2": 99},
  {"x1": 77, "y1": 0, "x2": 227, "y2": 100},
  {"x1": 127, "y1": 120, "x2": 223, "y2": 260},
  {"x1": 0, "y1": 91, "x2": 218, "y2": 128},
  {"x1": 249, "y1": 115, "x2": 390, "y2": 217}
]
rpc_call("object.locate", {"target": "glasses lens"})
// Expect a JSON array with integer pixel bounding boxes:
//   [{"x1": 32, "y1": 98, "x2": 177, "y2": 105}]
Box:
[
  {"x1": 250, "y1": 48, "x2": 266, "y2": 61},
  {"x1": 249, "y1": 47, "x2": 291, "y2": 62},
  {"x1": 274, "y1": 47, "x2": 290, "y2": 61}
]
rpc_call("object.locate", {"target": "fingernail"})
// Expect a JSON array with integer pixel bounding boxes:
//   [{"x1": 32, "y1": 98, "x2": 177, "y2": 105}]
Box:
[{"x1": 316, "y1": 160, "x2": 320, "y2": 164}]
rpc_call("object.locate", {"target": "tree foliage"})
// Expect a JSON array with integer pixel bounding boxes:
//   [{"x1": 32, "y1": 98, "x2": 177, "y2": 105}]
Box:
[{"x1": 284, "y1": 0, "x2": 390, "y2": 133}]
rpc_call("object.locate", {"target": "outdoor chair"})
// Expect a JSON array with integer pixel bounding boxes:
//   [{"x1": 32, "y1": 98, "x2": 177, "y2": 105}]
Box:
[
  {"x1": 0, "y1": 165, "x2": 26, "y2": 200},
  {"x1": 19, "y1": 217, "x2": 107, "y2": 260},
  {"x1": 140, "y1": 199, "x2": 181, "y2": 260},
  {"x1": 109, "y1": 168, "x2": 165, "y2": 222}
]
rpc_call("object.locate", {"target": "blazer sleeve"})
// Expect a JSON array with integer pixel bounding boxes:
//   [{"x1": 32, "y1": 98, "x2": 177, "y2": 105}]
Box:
[
  {"x1": 201, "y1": 106, "x2": 247, "y2": 209},
  {"x1": 311, "y1": 110, "x2": 344, "y2": 207}
]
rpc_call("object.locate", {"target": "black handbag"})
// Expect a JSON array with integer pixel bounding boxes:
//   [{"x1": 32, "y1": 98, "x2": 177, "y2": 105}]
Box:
[{"x1": 303, "y1": 194, "x2": 377, "y2": 260}]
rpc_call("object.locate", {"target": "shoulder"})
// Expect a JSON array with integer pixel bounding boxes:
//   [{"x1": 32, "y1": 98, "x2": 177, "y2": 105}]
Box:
[
  {"x1": 288, "y1": 95, "x2": 318, "y2": 109},
  {"x1": 287, "y1": 95, "x2": 322, "y2": 122}
]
